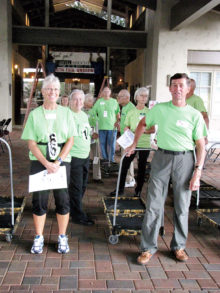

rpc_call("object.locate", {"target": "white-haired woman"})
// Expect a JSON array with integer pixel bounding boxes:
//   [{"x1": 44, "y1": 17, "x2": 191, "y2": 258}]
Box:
[
  {"x1": 69, "y1": 89, "x2": 94, "y2": 226},
  {"x1": 110, "y1": 87, "x2": 155, "y2": 197},
  {"x1": 22, "y1": 74, "x2": 76, "y2": 254}
]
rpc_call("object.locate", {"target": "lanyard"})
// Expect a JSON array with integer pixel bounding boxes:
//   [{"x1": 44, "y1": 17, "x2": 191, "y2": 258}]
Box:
[{"x1": 42, "y1": 105, "x2": 58, "y2": 136}]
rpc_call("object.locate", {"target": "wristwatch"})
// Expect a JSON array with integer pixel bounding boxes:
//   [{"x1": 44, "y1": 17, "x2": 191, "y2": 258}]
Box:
[
  {"x1": 57, "y1": 157, "x2": 63, "y2": 165},
  {"x1": 195, "y1": 165, "x2": 203, "y2": 171}
]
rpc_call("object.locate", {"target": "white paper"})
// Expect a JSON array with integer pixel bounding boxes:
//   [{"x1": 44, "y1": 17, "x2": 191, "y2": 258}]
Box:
[
  {"x1": 149, "y1": 100, "x2": 159, "y2": 109},
  {"x1": 117, "y1": 129, "x2": 134, "y2": 149},
  {"x1": 29, "y1": 166, "x2": 67, "y2": 193},
  {"x1": 93, "y1": 156, "x2": 99, "y2": 165}
]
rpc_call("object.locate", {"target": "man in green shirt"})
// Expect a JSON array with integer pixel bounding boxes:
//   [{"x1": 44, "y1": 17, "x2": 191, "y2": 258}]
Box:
[
  {"x1": 186, "y1": 78, "x2": 209, "y2": 129},
  {"x1": 117, "y1": 89, "x2": 135, "y2": 187},
  {"x1": 93, "y1": 86, "x2": 120, "y2": 162},
  {"x1": 126, "y1": 73, "x2": 207, "y2": 264}
]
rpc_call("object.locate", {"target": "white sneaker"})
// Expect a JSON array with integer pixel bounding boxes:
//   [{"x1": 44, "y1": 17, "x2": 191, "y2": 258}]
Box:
[
  {"x1": 31, "y1": 235, "x2": 44, "y2": 254},
  {"x1": 58, "y1": 235, "x2": 70, "y2": 254},
  {"x1": 125, "y1": 178, "x2": 136, "y2": 188}
]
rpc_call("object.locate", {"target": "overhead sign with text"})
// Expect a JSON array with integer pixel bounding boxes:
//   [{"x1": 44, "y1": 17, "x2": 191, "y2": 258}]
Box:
[{"x1": 50, "y1": 51, "x2": 106, "y2": 74}]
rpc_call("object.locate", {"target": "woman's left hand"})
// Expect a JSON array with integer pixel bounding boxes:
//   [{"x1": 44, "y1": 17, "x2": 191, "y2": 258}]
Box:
[{"x1": 45, "y1": 161, "x2": 60, "y2": 174}]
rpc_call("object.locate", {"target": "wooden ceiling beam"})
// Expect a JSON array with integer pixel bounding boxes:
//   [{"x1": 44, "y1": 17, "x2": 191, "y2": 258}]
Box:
[
  {"x1": 171, "y1": 0, "x2": 220, "y2": 31},
  {"x1": 12, "y1": 25, "x2": 147, "y2": 48}
]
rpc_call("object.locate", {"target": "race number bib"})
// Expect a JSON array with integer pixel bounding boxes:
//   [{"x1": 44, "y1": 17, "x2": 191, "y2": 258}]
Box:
[
  {"x1": 48, "y1": 133, "x2": 59, "y2": 160},
  {"x1": 103, "y1": 111, "x2": 108, "y2": 118},
  {"x1": 82, "y1": 123, "x2": 90, "y2": 140}
]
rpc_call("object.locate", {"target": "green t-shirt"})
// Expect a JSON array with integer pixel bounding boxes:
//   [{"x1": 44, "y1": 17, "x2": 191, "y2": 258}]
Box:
[
  {"x1": 145, "y1": 101, "x2": 207, "y2": 151},
  {"x1": 125, "y1": 107, "x2": 151, "y2": 148},
  {"x1": 21, "y1": 105, "x2": 76, "y2": 162},
  {"x1": 84, "y1": 108, "x2": 98, "y2": 128},
  {"x1": 120, "y1": 101, "x2": 135, "y2": 134},
  {"x1": 186, "y1": 94, "x2": 207, "y2": 113},
  {"x1": 70, "y1": 110, "x2": 91, "y2": 159},
  {"x1": 93, "y1": 97, "x2": 120, "y2": 130}
]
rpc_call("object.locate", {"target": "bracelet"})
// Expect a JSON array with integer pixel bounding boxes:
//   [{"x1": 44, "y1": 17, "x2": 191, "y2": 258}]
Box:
[
  {"x1": 195, "y1": 165, "x2": 202, "y2": 171},
  {"x1": 57, "y1": 157, "x2": 63, "y2": 165}
]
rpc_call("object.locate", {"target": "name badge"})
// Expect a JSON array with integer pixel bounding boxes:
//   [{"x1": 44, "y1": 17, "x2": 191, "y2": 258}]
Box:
[
  {"x1": 176, "y1": 120, "x2": 189, "y2": 128},
  {"x1": 139, "y1": 114, "x2": 145, "y2": 120},
  {"x1": 104, "y1": 111, "x2": 108, "y2": 117},
  {"x1": 45, "y1": 113, "x2": 56, "y2": 120},
  {"x1": 100, "y1": 102, "x2": 105, "y2": 105}
]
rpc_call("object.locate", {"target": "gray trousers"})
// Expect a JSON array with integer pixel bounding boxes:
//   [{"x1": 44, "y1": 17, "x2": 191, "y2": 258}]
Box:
[{"x1": 140, "y1": 150, "x2": 194, "y2": 254}]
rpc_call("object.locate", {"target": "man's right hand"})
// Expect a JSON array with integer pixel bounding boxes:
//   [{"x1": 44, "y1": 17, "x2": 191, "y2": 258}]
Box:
[{"x1": 125, "y1": 143, "x2": 136, "y2": 157}]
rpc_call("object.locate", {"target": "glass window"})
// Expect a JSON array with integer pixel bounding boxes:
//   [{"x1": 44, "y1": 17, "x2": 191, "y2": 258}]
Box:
[{"x1": 190, "y1": 71, "x2": 211, "y2": 113}]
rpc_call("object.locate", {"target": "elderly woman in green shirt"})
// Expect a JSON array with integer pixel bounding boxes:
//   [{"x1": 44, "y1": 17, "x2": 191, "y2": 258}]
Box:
[
  {"x1": 21, "y1": 74, "x2": 75, "y2": 255},
  {"x1": 69, "y1": 89, "x2": 94, "y2": 226},
  {"x1": 110, "y1": 87, "x2": 155, "y2": 197}
]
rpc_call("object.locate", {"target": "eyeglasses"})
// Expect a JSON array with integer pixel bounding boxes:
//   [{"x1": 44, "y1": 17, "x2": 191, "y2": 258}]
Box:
[{"x1": 45, "y1": 88, "x2": 59, "y2": 92}]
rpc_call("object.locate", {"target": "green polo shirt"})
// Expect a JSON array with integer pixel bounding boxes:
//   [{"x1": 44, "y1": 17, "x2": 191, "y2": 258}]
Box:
[
  {"x1": 125, "y1": 107, "x2": 151, "y2": 148},
  {"x1": 120, "y1": 101, "x2": 135, "y2": 134},
  {"x1": 70, "y1": 110, "x2": 91, "y2": 159},
  {"x1": 93, "y1": 97, "x2": 120, "y2": 130},
  {"x1": 21, "y1": 105, "x2": 76, "y2": 162},
  {"x1": 145, "y1": 101, "x2": 207, "y2": 151},
  {"x1": 186, "y1": 94, "x2": 207, "y2": 113}
]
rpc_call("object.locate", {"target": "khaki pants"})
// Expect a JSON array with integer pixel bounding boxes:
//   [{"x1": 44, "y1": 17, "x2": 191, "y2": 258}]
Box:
[{"x1": 140, "y1": 150, "x2": 194, "y2": 254}]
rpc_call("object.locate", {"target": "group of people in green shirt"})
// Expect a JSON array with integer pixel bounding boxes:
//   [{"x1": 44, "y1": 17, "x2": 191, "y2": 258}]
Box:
[{"x1": 22, "y1": 72, "x2": 208, "y2": 265}]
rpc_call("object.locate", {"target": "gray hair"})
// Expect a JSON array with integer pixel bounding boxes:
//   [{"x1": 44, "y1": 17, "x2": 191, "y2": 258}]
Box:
[
  {"x1": 85, "y1": 93, "x2": 94, "y2": 103},
  {"x1": 70, "y1": 89, "x2": 85, "y2": 102},
  {"x1": 118, "y1": 89, "x2": 130, "y2": 99},
  {"x1": 42, "y1": 74, "x2": 60, "y2": 89},
  {"x1": 190, "y1": 78, "x2": 196, "y2": 90},
  {"x1": 134, "y1": 87, "x2": 149, "y2": 102}
]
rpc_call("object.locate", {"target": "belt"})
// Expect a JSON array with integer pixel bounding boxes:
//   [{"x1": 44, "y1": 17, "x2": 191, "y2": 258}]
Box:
[
  {"x1": 158, "y1": 147, "x2": 192, "y2": 155},
  {"x1": 37, "y1": 142, "x2": 65, "y2": 147}
]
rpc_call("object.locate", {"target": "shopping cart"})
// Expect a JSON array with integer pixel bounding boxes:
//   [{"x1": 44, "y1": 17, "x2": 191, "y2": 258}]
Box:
[{"x1": 0, "y1": 138, "x2": 26, "y2": 242}]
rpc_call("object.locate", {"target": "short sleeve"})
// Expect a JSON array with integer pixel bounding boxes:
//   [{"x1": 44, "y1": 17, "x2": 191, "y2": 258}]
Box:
[
  {"x1": 67, "y1": 109, "x2": 78, "y2": 138},
  {"x1": 195, "y1": 98, "x2": 207, "y2": 113},
  {"x1": 124, "y1": 111, "x2": 131, "y2": 127},
  {"x1": 145, "y1": 106, "x2": 157, "y2": 128},
  {"x1": 21, "y1": 111, "x2": 37, "y2": 141},
  {"x1": 193, "y1": 113, "x2": 208, "y2": 141},
  {"x1": 115, "y1": 101, "x2": 120, "y2": 114}
]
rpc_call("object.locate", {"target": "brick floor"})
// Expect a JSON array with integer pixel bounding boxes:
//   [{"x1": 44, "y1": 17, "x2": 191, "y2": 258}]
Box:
[{"x1": 0, "y1": 130, "x2": 220, "y2": 292}]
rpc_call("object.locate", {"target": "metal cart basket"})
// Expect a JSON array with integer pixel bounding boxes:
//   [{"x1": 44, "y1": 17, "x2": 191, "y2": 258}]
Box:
[
  {"x1": 0, "y1": 138, "x2": 26, "y2": 242},
  {"x1": 196, "y1": 208, "x2": 220, "y2": 230},
  {"x1": 103, "y1": 148, "x2": 165, "y2": 244}
]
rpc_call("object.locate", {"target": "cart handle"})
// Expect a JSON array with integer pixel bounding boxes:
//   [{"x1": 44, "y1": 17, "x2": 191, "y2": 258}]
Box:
[
  {"x1": 0, "y1": 138, "x2": 14, "y2": 226},
  {"x1": 113, "y1": 148, "x2": 156, "y2": 227}
]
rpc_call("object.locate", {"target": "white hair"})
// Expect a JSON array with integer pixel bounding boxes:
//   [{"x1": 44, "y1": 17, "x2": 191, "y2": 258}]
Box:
[
  {"x1": 85, "y1": 93, "x2": 94, "y2": 103},
  {"x1": 70, "y1": 89, "x2": 85, "y2": 102},
  {"x1": 134, "y1": 87, "x2": 149, "y2": 102},
  {"x1": 42, "y1": 74, "x2": 60, "y2": 89},
  {"x1": 119, "y1": 89, "x2": 130, "y2": 99}
]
